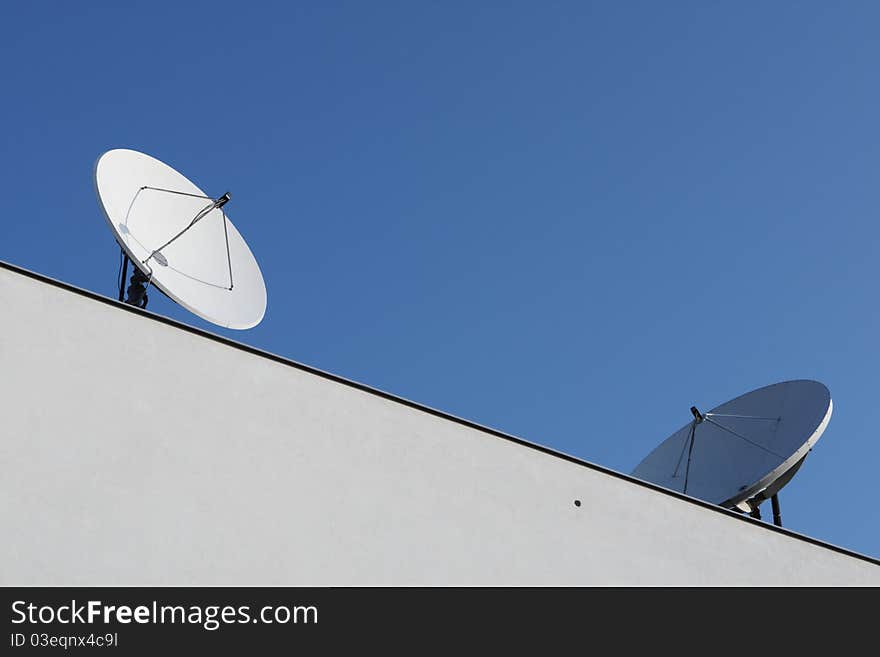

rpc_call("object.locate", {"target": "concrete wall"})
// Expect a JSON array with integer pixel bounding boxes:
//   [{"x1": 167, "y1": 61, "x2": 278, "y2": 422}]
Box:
[{"x1": 1, "y1": 262, "x2": 877, "y2": 585}]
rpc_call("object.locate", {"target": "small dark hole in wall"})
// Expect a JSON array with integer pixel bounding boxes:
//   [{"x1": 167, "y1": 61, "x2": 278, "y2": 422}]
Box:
[{"x1": 574, "y1": 500, "x2": 581, "y2": 507}]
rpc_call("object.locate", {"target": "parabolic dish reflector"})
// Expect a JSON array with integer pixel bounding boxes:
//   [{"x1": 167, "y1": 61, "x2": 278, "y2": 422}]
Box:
[
  {"x1": 631, "y1": 380, "x2": 832, "y2": 508},
  {"x1": 95, "y1": 149, "x2": 266, "y2": 329}
]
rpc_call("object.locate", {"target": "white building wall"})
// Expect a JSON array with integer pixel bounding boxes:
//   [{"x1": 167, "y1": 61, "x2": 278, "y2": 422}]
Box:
[{"x1": 1, "y1": 263, "x2": 877, "y2": 585}]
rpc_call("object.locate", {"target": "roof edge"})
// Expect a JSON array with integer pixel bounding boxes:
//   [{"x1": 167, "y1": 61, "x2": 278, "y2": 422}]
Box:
[{"x1": 2, "y1": 258, "x2": 877, "y2": 569}]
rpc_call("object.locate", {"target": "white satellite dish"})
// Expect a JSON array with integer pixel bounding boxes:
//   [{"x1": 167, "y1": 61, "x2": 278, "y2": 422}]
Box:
[
  {"x1": 631, "y1": 380, "x2": 832, "y2": 525},
  {"x1": 95, "y1": 149, "x2": 266, "y2": 329}
]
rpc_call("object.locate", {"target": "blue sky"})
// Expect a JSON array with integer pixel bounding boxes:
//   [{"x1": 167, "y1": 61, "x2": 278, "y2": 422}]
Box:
[{"x1": 2, "y1": 2, "x2": 878, "y2": 560}]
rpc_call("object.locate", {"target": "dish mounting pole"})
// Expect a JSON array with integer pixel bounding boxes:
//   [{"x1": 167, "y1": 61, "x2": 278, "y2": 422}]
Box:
[
  {"x1": 118, "y1": 248, "x2": 150, "y2": 309},
  {"x1": 771, "y1": 494, "x2": 782, "y2": 527}
]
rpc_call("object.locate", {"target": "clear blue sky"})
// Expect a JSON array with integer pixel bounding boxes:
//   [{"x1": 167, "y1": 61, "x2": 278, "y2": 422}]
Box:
[{"x1": 2, "y1": 2, "x2": 878, "y2": 560}]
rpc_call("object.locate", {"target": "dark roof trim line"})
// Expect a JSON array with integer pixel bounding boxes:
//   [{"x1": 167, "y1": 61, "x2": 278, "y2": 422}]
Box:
[{"x1": 2, "y1": 259, "x2": 877, "y2": 568}]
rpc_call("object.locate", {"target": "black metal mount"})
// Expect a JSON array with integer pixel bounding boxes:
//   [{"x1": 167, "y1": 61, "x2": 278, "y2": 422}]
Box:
[{"x1": 118, "y1": 251, "x2": 150, "y2": 309}]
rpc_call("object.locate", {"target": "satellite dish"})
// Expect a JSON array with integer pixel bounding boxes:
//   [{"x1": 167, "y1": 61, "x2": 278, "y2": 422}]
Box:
[
  {"x1": 631, "y1": 380, "x2": 832, "y2": 526},
  {"x1": 95, "y1": 149, "x2": 266, "y2": 329}
]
